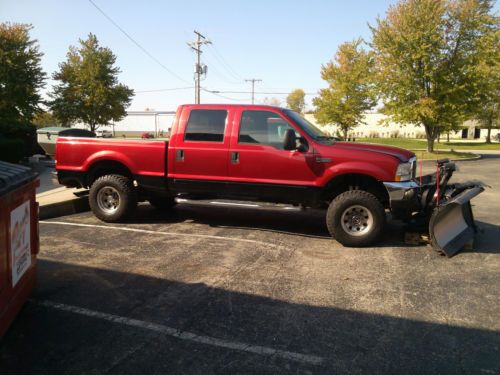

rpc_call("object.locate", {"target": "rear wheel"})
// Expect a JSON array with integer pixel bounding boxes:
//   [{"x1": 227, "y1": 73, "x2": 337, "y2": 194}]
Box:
[
  {"x1": 89, "y1": 174, "x2": 137, "y2": 222},
  {"x1": 148, "y1": 196, "x2": 177, "y2": 210},
  {"x1": 326, "y1": 190, "x2": 385, "y2": 247}
]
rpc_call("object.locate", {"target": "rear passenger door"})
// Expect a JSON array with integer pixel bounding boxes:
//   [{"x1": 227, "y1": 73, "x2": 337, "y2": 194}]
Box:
[{"x1": 170, "y1": 106, "x2": 233, "y2": 194}]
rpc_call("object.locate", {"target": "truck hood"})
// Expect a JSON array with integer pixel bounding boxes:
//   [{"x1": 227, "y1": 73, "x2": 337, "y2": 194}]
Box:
[{"x1": 332, "y1": 141, "x2": 415, "y2": 162}]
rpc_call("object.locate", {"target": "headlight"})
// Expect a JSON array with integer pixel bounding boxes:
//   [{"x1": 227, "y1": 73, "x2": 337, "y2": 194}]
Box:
[{"x1": 395, "y1": 161, "x2": 413, "y2": 181}]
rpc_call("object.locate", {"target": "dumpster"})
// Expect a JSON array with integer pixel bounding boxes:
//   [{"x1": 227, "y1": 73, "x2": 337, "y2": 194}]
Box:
[
  {"x1": 0, "y1": 161, "x2": 39, "y2": 337},
  {"x1": 37, "y1": 127, "x2": 95, "y2": 156}
]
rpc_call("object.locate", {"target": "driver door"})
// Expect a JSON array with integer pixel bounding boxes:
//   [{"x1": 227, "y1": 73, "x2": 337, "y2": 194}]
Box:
[{"x1": 227, "y1": 109, "x2": 317, "y2": 199}]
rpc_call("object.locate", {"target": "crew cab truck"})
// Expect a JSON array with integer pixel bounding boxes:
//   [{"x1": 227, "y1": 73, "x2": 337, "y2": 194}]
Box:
[{"x1": 55, "y1": 104, "x2": 483, "y2": 254}]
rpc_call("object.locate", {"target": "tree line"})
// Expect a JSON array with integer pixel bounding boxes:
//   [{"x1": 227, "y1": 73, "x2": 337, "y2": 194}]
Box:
[
  {"x1": 0, "y1": 23, "x2": 133, "y2": 137},
  {"x1": 291, "y1": 0, "x2": 498, "y2": 151}
]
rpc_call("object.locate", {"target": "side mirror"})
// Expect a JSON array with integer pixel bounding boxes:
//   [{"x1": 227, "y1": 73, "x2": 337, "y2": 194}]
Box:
[
  {"x1": 297, "y1": 137, "x2": 309, "y2": 152},
  {"x1": 283, "y1": 129, "x2": 297, "y2": 150}
]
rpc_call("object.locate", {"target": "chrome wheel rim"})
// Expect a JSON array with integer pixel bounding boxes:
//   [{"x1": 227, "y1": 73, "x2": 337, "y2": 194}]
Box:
[
  {"x1": 97, "y1": 186, "x2": 120, "y2": 213},
  {"x1": 340, "y1": 205, "x2": 373, "y2": 236}
]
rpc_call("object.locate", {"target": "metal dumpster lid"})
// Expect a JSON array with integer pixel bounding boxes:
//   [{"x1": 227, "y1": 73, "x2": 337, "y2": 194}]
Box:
[
  {"x1": 36, "y1": 127, "x2": 68, "y2": 135},
  {"x1": 36, "y1": 127, "x2": 96, "y2": 137},
  {"x1": 0, "y1": 161, "x2": 38, "y2": 197}
]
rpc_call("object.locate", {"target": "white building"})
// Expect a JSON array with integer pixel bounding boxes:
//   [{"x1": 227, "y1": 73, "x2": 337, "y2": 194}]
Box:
[
  {"x1": 305, "y1": 112, "x2": 425, "y2": 139},
  {"x1": 305, "y1": 113, "x2": 494, "y2": 140},
  {"x1": 75, "y1": 110, "x2": 176, "y2": 138}
]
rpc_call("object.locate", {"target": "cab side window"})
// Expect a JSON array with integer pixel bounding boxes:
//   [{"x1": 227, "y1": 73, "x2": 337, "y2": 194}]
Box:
[
  {"x1": 238, "y1": 110, "x2": 296, "y2": 149},
  {"x1": 185, "y1": 109, "x2": 227, "y2": 142}
]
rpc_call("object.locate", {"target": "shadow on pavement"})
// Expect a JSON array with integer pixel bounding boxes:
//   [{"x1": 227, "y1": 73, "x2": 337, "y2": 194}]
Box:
[
  {"x1": 126, "y1": 203, "x2": 409, "y2": 247},
  {"x1": 124, "y1": 201, "x2": 499, "y2": 253},
  {"x1": 126, "y1": 203, "x2": 332, "y2": 238},
  {"x1": 1, "y1": 260, "x2": 498, "y2": 374},
  {"x1": 472, "y1": 221, "x2": 500, "y2": 254}
]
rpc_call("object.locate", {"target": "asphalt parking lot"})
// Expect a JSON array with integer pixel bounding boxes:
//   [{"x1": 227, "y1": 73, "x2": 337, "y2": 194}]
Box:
[{"x1": 1, "y1": 156, "x2": 499, "y2": 374}]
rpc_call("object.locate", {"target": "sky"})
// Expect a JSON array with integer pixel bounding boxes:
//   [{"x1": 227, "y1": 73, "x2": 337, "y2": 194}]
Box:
[{"x1": 1, "y1": 0, "x2": 399, "y2": 111}]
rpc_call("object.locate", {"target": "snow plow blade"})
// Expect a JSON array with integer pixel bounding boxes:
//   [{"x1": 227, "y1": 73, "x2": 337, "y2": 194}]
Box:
[{"x1": 429, "y1": 186, "x2": 484, "y2": 257}]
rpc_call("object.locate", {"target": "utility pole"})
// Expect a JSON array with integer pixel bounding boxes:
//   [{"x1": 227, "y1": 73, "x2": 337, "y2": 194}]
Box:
[
  {"x1": 188, "y1": 31, "x2": 211, "y2": 104},
  {"x1": 245, "y1": 78, "x2": 262, "y2": 104}
]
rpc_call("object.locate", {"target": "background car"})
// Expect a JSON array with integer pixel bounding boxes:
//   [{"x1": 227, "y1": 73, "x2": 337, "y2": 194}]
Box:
[
  {"x1": 95, "y1": 129, "x2": 113, "y2": 138},
  {"x1": 141, "y1": 132, "x2": 154, "y2": 139}
]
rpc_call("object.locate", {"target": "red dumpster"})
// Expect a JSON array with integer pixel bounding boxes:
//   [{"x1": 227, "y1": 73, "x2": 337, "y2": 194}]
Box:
[{"x1": 0, "y1": 161, "x2": 39, "y2": 337}]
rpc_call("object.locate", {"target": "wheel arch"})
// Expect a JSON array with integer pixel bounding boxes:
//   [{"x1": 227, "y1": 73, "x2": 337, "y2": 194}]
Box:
[
  {"x1": 86, "y1": 160, "x2": 134, "y2": 187},
  {"x1": 321, "y1": 173, "x2": 389, "y2": 208}
]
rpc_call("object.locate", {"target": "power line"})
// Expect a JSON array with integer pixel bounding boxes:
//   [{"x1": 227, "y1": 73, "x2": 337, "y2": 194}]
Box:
[
  {"x1": 260, "y1": 86, "x2": 321, "y2": 92},
  {"x1": 245, "y1": 79, "x2": 262, "y2": 104},
  {"x1": 201, "y1": 88, "x2": 251, "y2": 102},
  {"x1": 216, "y1": 90, "x2": 318, "y2": 95},
  {"x1": 87, "y1": 0, "x2": 190, "y2": 84},
  {"x1": 134, "y1": 87, "x2": 318, "y2": 95},
  {"x1": 207, "y1": 44, "x2": 243, "y2": 82},
  {"x1": 202, "y1": 55, "x2": 242, "y2": 85},
  {"x1": 135, "y1": 86, "x2": 194, "y2": 94}
]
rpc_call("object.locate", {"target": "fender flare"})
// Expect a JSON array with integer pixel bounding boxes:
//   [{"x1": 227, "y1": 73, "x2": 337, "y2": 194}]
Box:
[
  {"x1": 82, "y1": 151, "x2": 137, "y2": 174},
  {"x1": 320, "y1": 161, "x2": 395, "y2": 186}
]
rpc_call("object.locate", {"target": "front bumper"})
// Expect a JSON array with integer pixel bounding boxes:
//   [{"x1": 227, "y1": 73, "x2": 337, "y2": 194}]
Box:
[
  {"x1": 383, "y1": 169, "x2": 484, "y2": 222},
  {"x1": 383, "y1": 180, "x2": 421, "y2": 218}
]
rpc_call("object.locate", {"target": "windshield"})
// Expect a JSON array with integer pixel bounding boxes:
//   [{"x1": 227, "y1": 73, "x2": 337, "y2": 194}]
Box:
[{"x1": 283, "y1": 109, "x2": 335, "y2": 144}]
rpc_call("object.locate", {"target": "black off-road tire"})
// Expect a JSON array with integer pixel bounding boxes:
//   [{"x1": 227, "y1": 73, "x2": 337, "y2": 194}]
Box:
[
  {"x1": 89, "y1": 174, "x2": 137, "y2": 222},
  {"x1": 148, "y1": 196, "x2": 177, "y2": 210},
  {"x1": 326, "y1": 190, "x2": 386, "y2": 247}
]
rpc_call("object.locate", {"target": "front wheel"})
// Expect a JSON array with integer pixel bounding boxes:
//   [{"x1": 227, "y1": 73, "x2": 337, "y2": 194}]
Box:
[
  {"x1": 326, "y1": 190, "x2": 386, "y2": 247},
  {"x1": 89, "y1": 174, "x2": 137, "y2": 222}
]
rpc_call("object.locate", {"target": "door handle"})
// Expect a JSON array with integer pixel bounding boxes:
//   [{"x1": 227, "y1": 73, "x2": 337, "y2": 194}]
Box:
[
  {"x1": 315, "y1": 157, "x2": 332, "y2": 163},
  {"x1": 176, "y1": 149, "x2": 184, "y2": 161},
  {"x1": 230, "y1": 151, "x2": 239, "y2": 164}
]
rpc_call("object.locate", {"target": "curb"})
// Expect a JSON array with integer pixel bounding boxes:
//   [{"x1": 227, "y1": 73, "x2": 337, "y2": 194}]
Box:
[
  {"x1": 38, "y1": 195, "x2": 90, "y2": 220},
  {"x1": 450, "y1": 153, "x2": 482, "y2": 162}
]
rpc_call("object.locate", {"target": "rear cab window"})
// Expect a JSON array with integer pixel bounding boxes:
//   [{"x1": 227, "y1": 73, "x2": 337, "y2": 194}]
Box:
[{"x1": 184, "y1": 109, "x2": 228, "y2": 142}]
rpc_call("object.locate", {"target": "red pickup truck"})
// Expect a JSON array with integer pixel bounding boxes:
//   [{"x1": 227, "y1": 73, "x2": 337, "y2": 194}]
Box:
[{"x1": 55, "y1": 104, "x2": 483, "y2": 254}]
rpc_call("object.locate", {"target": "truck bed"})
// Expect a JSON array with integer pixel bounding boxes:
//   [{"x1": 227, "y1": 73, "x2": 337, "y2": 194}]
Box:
[{"x1": 56, "y1": 137, "x2": 168, "y2": 188}]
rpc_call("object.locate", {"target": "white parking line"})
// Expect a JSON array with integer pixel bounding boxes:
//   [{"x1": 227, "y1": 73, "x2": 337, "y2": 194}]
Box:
[
  {"x1": 39, "y1": 221, "x2": 283, "y2": 249},
  {"x1": 37, "y1": 300, "x2": 324, "y2": 366}
]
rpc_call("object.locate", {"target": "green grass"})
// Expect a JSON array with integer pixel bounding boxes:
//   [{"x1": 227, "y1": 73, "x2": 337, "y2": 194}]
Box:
[
  {"x1": 358, "y1": 138, "x2": 427, "y2": 150},
  {"x1": 357, "y1": 138, "x2": 483, "y2": 160},
  {"x1": 408, "y1": 150, "x2": 476, "y2": 160},
  {"x1": 358, "y1": 138, "x2": 500, "y2": 150}
]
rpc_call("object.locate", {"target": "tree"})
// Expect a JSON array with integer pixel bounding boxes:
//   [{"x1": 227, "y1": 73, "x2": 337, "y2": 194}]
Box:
[
  {"x1": 473, "y1": 16, "x2": 499, "y2": 143},
  {"x1": 50, "y1": 33, "x2": 133, "y2": 131},
  {"x1": 261, "y1": 97, "x2": 282, "y2": 106},
  {"x1": 313, "y1": 39, "x2": 376, "y2": 140},
  {"x1": 0, "y1": 23, "x2": 45, "y2": 131},
  {"x1": 370, "y1": 0, "x2": 496, "y2": 152},
  {"x1": 32, "y1": 110, "x2": 63, "y2": 128},
  {"x1": 286, "y1": 89, "x2": 306, "y2": 113},
  {"x1": 476, "y1": 85, "x2": 499, "y2": 144}
]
